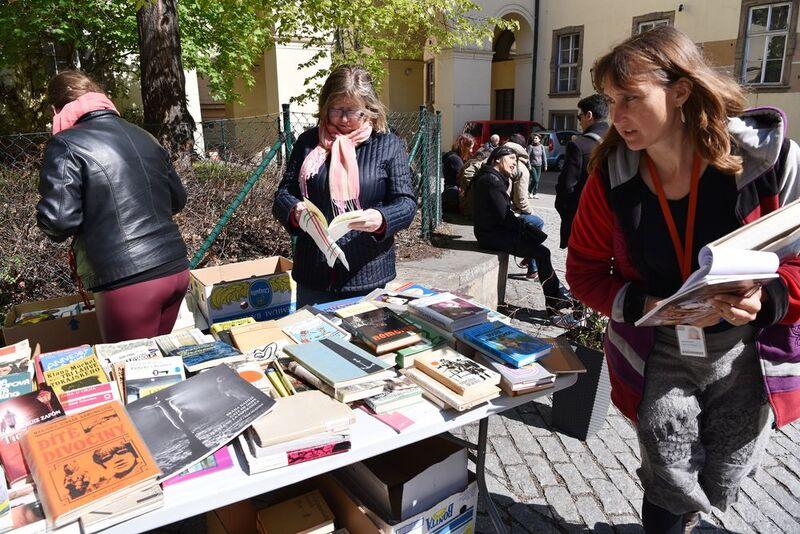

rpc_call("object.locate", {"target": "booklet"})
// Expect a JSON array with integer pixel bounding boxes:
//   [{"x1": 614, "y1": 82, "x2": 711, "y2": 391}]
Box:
[
  {"x1": 297, "y1": 197, "x2": 363, "y2": 270},
  {"x1": 636, "y1": 200, "x2": 800, "y2": 326}
]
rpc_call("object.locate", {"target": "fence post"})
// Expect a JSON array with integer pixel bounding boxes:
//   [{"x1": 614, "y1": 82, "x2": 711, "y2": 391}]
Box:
[
  {"x1": 435, "y1": 110, "x2": 442, "y2": 227},
  {"x1": 282, "y1": 103, "x2": 293, "y2": 156},
  {"x1": 418, "y1": 105, "x2": 429, "y2": 238}
]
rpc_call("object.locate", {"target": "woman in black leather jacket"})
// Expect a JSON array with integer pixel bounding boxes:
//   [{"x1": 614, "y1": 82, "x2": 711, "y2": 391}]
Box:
[
  {"x1": 36, "y1": 71, "x2": 189, "y2": 342},
  {"x1": 273, "y1": 65, "x2": 416, "y2": 306}
]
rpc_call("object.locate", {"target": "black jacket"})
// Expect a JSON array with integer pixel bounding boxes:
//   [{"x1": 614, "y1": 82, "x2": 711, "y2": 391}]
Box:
[
  {"x1": 442, "y1": 150, "x2": 464, "y2": 188},
  {"x1": 37, "y1": 110, "x2": 188, "y2": 290},
  {"x1": 273, "y1": 128, "x2": 416, "y2": 292},
  {"x1": 555, "y1": 121, "x2": 609, "y2": 248},
  {"x1": 471, "y1": 165, "x2": 523, "y2": 251}
]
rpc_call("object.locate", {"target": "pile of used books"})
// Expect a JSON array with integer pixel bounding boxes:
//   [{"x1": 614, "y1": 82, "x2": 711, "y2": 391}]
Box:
[{"x1": 0, "y1": 279, "x2": 584, "y2": 531}]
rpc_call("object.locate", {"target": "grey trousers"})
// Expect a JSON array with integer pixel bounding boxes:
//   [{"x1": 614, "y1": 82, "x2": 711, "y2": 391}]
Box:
[{"x1": 636, "y1": 324, "x2": 773, "y2": 515}]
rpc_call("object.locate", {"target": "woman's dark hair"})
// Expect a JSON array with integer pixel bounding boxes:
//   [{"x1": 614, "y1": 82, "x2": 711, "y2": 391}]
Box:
[
  {"x1": 508, "y1": 133, "x2": 526, "y2": 146},
  {"x1": 47, "y1": 70, "x2": 103, "y2": 111},
  {"x1": 471, "y1": 146, "x2": 493, "y2": 162},
  {"x1": 487, "y1": 145, "x2": 516, "y2": 166}
]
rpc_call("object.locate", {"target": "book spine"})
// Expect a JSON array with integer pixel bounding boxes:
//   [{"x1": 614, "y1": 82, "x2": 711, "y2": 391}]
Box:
[{"x1": 264, "y1": 367, "x2": 289, "y2": 397}]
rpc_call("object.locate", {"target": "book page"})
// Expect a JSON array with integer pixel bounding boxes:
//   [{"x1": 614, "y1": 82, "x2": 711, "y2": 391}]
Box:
[
  {"x1": 328, "y1": 210, "x2": 364, "y2": 243},
  {"x1": 297, "y1": 198, "x2": 350, "y2": 270}
]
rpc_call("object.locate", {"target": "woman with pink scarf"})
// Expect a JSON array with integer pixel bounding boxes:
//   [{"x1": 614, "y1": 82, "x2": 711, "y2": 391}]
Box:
[
  {"x1": 273, "y1": 65, "x2": 416, "y2": 306},
  {"x1": 37, "y1": 71, "x2": 189, "y2": 342}
]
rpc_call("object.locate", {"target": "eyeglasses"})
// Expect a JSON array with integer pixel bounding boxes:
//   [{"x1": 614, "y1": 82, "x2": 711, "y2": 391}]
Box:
[{"x1": 328, "y1": 108, "x2": 367, "y2": 121}]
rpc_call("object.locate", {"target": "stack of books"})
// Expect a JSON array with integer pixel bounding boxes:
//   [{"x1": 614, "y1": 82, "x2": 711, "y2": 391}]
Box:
[
  {"x1": 407, "y1": 293, "x2": 488, "y2": 332},
  {"x1": 403, "y1": 346, "x2": 501, "y2": 411},
  {"x1": 238, "y1": 390, "x2": 354, "y2": 474}
]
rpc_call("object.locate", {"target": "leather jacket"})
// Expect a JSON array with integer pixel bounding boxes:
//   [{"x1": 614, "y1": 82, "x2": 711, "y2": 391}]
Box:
[{"x1": 37, "y1": 110, "x2": 188, "y2": 290}]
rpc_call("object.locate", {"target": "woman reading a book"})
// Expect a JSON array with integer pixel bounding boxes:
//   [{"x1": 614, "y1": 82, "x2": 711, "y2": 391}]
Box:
[
  {"x1": 36, "y1": 71, "x2": 189, "y2": 343},
  {"x1": 273, "y1": 65, "x2": 416, "y2": 306},
  {"x1": 566, "y1": 27, "x2": 800, "y2": 533}
]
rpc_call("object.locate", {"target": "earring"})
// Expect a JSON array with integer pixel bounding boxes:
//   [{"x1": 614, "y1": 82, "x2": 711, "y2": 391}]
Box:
[{"x1": 680, "y1": 106, "x2": 686, "y2": 124}]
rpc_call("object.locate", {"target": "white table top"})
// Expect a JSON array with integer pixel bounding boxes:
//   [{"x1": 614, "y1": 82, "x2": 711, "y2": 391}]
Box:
[{"x1": 100, "y1": 373, "x2": 576, "y2": 533}]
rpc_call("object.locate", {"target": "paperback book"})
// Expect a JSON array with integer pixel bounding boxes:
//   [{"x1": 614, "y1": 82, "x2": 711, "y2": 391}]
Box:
[
  {"x1": 93, "y1": 338, "x2": 160, "y2": 375},
  {"x1": 126, "y1": 364, "x2": 275, "y2": 481},
  {"x1": 402, "y1": 368, "x2": 500, "y2": 412},
  {"x1": 58, "y1": 382, "x2": 120, "y2": 415},
  {"x1": 124, "y1": 357, "x2": 186, "y2": 404},
  {"x1": 0, "y1": 373, "x2": 34, "y2": 401},
  {"x1": 341, "y1": 307, "x2": 422, "y2": 354},
  {"x1": 169, "y1": 341, "x2": 245, "y2": 373},
  {"x1": 153, "y1": 328, "x2": 213, "y2": 355},
  {"x1": 285, "y1": 338, "x2": 393, "y2": 389},
  {"x1": 282, "y1": 316, "x2": 351, "y2": 344},
  {"x1": 408, "y1": 292, "x2": 488, "y2": 331},
  {"x1": 161, "y1": 446, "x2": 234, "y2": 487},
  {"x1": 413, "y1": 346, "x2": 500, "y2": 395},
  {"x1": 43, "y1": 354, "x2": 108, "y2": 395},
  {"x1": 456, "y1": 322, "x2": 552, "y2": 368}
]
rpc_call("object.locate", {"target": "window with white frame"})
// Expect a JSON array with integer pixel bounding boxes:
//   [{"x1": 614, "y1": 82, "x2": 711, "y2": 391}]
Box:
[
  {"x1": 743, "y1": 2, "x2": 792, "y2": 84},
  {"x1": 637, "y1": 19, "x2": 670, "y2": 33},
  {"x1": 557, "y1": 34, "x2": 580, "y2": 93},
  {"x1": 549, "y1": 111, "x2": 578, "y2": 131}
]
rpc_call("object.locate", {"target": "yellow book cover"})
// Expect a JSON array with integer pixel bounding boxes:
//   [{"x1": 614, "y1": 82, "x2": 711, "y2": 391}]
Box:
[
  {"x1": 210, "y1": 317, "x2": 256, "y2": 336},
  {"x1": 43, "y1": 355, "x2": 109, "y2": 395},
  {"x1": 21, "y1": 401, "x2": 160, "y2": 528}
]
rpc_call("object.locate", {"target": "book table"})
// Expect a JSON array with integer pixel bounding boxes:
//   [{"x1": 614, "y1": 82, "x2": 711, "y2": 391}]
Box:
[{"x1": 96, "y1": 373, "x2": 576, "y2": 534}]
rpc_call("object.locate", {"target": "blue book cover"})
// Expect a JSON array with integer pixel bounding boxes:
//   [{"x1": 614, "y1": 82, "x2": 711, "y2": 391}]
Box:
[
  {"x1": 314, "y1": 296, "x2": 365, "y2": 312},
  {"x1": 0, "y1": 372, "x2": 33, "y2": 400},
  {"x1": 38, "y1": 345, "x2": 93, "y2": 372},
  {"x1": 169, "y1": 341, "x2": 243, "y2": 371},
  {"x1": 457, "y1": 322, "x2": 552, "y2": 368},
  {"x1": 285, "y1": 338, "x2": 392, "y2": 387}
]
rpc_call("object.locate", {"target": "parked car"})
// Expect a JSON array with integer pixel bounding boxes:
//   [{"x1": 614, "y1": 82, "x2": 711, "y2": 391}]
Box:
[
  {"x1": 462, "y1": 120, "x2": 545, "y2": 153},
  {"x1": 533, "y1": 129, "x2": 579, "y2": 171}
]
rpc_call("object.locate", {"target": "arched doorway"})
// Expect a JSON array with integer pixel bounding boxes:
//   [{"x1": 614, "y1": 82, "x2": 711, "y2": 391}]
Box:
[{"x1": 490, "y1": 11, "x2": 534, "y2": 121}]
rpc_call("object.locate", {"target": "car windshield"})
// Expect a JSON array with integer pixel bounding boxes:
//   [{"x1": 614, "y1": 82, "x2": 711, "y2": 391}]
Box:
[{"x1": 463, "y1": 122, "x2": 483, "y2": 138}]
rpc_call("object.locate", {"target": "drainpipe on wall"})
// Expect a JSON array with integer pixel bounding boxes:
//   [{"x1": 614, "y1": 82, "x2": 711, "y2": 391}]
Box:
[{"x1": 530, "y1": 0, "x2": 540, "y2": 123}]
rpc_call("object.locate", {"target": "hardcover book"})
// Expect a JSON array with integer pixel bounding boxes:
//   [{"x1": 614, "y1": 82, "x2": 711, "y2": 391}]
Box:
[
  {"x1": 282, "y1": 316, "x2": 351, "y2": 344},
  {"x1": 168, "y1": 341, "x2": 245, "y2": 373},
  {"x1": 408, "y1": 293, "x2": 488, "y2": 331},
  {"x1": 126, "y1": 364, "x2": 275, "y2": 481},
  {"x1": 21, "y1": 401, "x2": 160, "y2": 528},
  {"x1": 93, "y1": 338, "x2": 160, "y2": 375},
  {"x1": 414, "y1": 347, "x2": 500, "y2": 395},
  {"x1": 342, "y1": 307, "x2": 422, "y2": 354},
  {"x1": 153, "y1": 328, "x2": 214, "y2": 355},
  {"x1": 456, "y1": 322, "x2": 553, "y2": 368},
  {"x1": 285, "y1": 338, "x2": 393, "y2": 388},
  {"x1": 124, "y1": 357, "x2": 186, "y2": 404},
  {"x1": 43, "y1": 354, "x2": 108, "y2": 395}
]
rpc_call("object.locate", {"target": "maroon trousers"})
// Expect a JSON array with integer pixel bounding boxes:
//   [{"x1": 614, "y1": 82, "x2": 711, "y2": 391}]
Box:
[{"x1": 95, "y1": 270, "x2": 190, "y2": 343}]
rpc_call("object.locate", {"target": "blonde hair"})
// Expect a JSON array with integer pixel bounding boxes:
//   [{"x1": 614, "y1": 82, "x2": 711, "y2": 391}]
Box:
[
  {"x1": 47, "y1": 70, "x2": 103, "y2": 111},
  {"x1": 589, "y1": 26, "x2": 746, "y2": 175},
  {"x1": 318, "y1": 65, "x2": 388, "y2": 133}
]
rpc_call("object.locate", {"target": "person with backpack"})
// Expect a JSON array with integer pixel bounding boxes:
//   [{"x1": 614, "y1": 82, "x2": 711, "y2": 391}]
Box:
[{"x1": 555, "y1": 94, "x2": 609, "y2": 248}]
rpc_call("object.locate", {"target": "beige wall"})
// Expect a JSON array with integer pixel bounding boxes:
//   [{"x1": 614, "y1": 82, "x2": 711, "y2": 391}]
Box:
[
  {"x1": 490, "y1": 60, "x2": 515, "y2": 118},
  {"x1": 381, "y1": 60, "x2": 425, "y2": 112}
]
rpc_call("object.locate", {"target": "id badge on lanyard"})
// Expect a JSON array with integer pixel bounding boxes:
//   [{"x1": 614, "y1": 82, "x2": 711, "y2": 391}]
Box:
[{"x1": 675, "y1": 325, "x2": 708, "y2": 357}]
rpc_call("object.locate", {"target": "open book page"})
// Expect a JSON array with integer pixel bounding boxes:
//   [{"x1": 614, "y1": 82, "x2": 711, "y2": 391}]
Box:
[
  {"x1": 709, "y1": 199, "x2": 800, "y2": 253},
  {"x1": 297, "y1": 198, "x2": 358, "y2": 270}
]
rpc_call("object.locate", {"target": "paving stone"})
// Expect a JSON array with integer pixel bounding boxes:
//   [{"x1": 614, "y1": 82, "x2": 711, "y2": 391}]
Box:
[
  {"x1": 537, "y1": 435, "x2": 569, "y2": 463},
  {"x1": 574, "y1": 494, "x2": 609, "y2": 530},
  {"x1": 571, "y1": 452, "x2": 606, "y2": 480},
  {"x1": 758, "y1": 498, "x2": 800, "y2": 532},
  {"x1": 516, "y1": 401, "x2": 537, "y2": 414},
  {"x1": 715, "y1": 508, "x2": 754, "y2": 534},
  {"x1": 557, "y1": 433, "x2": 585, "y2": 453},
  {"x1": 625, "y1": 439, "x2": 642, "y2": 459},
  {"x1": 507, "y1": 502, "x2": 558, "y2": 533},
  {"x1": 586, "y1": 437, "x2": 621, "y2": 469},
  {"x1": 463, "y1": 422, "x2": 479, "y2": 444},
  {"x1": 773, "y1": 435, "x2": 800, "y2": 457},
  {"x1": 732, "y1": 495, "x2": 770, "y2": 525},
  {"x1": 598, "y1": 428, "x2": 629, "y2": 454},
  {"x1": 505, "y1": 465, "x2": 542, "y2": 500},
  {"x1": 520, "y1": 412, "x2": 552, "y2": 437},
  {"x1": 590, "y1": 479, "x2": 634, "y2": 516},
  {"x1": 766, "y1": 465, "x2": 800, "y2": 498},
  {"x1": 484, "y1": 451, "x2": 504, "y2": 479},
  {"x1": 614, "y1": 420, "x2": 638, "y2": 440},
  {"x1": 488, "y1": 414, "x2": 508, "y2": 437},
  {"x1": 491, "y1": 436, "x2": 524, "y2": 465},
  {"x1": 505, "y1": 417, "x2": 543, "y2": 455},
  {"x1": 543, "y1": 486, "x2": 581, "y2": 523},
  {"x1": 608, "y1": 514, "x2": 644, "y2": 534},
  {"x1": 750, "y1": 521, "x2": 783, "y2": 534},
  {"x1": 606, "y1": 469, "x2": 642, "y2": 502},
  {"x1": 526, "y1": 454, "x2": 558, "y2": 486},
  {"x1": 781, "y1": 455, "x2": 800, "y2": 479},
  {"x1": 756, "y1": 476, "x2": 800, "y2": 519},
  {"x1": 615, "y1": 451, "x2": 641, "y2": 478},
  {"x1": 553, "y1": 462, "x2": 591, "y2": 495},
  {"x1": 740, "y1": 475, "x2": 773, "y2": 503}
]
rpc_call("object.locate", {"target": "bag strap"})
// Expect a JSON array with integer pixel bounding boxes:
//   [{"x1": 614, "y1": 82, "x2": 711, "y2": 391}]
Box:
[{"x1": 583, "y1": 132, "x2": 602, "y2": 143}]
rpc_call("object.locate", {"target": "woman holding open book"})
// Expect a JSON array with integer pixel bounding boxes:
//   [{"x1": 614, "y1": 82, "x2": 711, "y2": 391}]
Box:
[
  {"x1": 273, "y1": 65, "x2": 416, "y2": 307},
  {"x1": 565, "y1": 27, "x2": 800, "y2": 533}
]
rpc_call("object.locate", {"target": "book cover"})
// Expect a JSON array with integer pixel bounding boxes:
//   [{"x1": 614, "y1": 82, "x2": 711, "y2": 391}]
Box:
[
  {"x1": 153, "y1": 328, "x2": 213, "y2": 355},
  {"x1": 0, "y1": 340, "x2": 32, "y2": 385},
  {"x1": 363, "y1": 386, "x2": 423, "y2": 414},
  {"x1": 343, "y1": 308, "x2": 422, "y2": 354},
  {"x1": 334, "y1": 301, "x2": 379, "y2": 319},
  {"x1": 313, "y1": 295, "x2": 366, "y2": 313},
  {"x1": 38, "y1": 345, "x2": 94, "y2": 374},
  {"x1": 78, "y1": 484, "x2": 163, "y2": 534},
  {"x1": 236, "y1": 434, "x2": 350, "y2": 475},
  {"x1": 285, "y1": 338, "x2": 392, "y2": 388},
  {"x1": 0, "y1": 373, "x2": 34, "y2": 401},
  {"x1": 282, "y1": 316, "x2": 351, "y2": 344},
  {"x1": 126, "y1": 364, "x2": 275, "y2": 481},
  {"x1": 428, "y1": 297, "x2": 486, "y2": 321},
  {"x1": 359, "y1": 405, "x2": 416, "y2": 431},
  {"x1": 414, "y1": 347, "x2": 500, "y2": 395},
  {"x1": 21, "y1": 401, "x2": 160, "y2": 528},
  {"x1": 43, "y1": 355, "x2": 108, "y2": 395},
  {"x1": 58, "y1": 383, "x2": 120, "y2": 415},
  {"x1": 168, "y1": 341, "x2": 244, "y2": 372},
  {"x1": 393, "y1": 283, "x2": 438, "y2": 297},
  {"x1": 474, "y1": 354, "x2": 555, "y2": 393},
  {"x1": 457, "y1": 322, "x2": 553, "y2": 368},
  {"x1": 124, "y1": 357, "x2": 186, "y2": 404},
  {"x1": 402, "y1": 313, "x2": 453, "y2": 346},
  {"x1": 93, "y1": 339, "x2": 160, "y2": 375},
  {"x1": 402, "y1": 368, "x2": 500, "y2": 411},
  {"x1": 0, "y1": 340, "x2": 30, "y2": 360},
  {"x1": 229, "y1": 362, "x2": 278, "y2": 398},
  {"x1": 161, "y1": 447, "x2": 233, "y2": 487},
  {"x1": 539, "y1": 338, "x2": 587, "y2": 374}
]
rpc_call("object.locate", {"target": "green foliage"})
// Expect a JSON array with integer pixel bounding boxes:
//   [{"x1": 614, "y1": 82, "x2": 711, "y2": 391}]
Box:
[{"x1": 566, "y1": 306, "x2": 608, "y2": 352}]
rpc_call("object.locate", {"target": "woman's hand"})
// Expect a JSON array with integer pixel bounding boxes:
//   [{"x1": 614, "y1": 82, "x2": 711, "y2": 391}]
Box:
[
  {"x1": 710, "y1": 288, "x2": 763, "y2": 326},
  {"x1": 347, "y1": 208, "x2": 385, "y2": 233}
]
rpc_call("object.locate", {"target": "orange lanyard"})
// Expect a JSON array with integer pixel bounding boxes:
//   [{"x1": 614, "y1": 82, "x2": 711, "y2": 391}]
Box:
[{"x1": 644, "y1": 152, "x2": 702, "y2": 282}]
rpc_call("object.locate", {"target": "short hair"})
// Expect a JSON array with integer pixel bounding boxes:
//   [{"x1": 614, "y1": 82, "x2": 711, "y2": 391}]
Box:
[
  {"x1": 578, "y1": 94, "x2": 609, "y2": 121},
  {"x1": 508, "y1": 133, "x2": 526, "y2": 146},
  {"x1": 318, "y1": 65, "x2": 388, "y2": 133},
  {"x1": 471, "y1": 146, "x2": 493, "y2": 161},
  {"x1": 487, "y1": 145, "x2": 516, "y2": 166},
  {"x1": 47, "y1": 70, "x2": 103, "y2": 111},
  {"x1": 489, "y1": 134, "x2": 500, "y2": 143}
]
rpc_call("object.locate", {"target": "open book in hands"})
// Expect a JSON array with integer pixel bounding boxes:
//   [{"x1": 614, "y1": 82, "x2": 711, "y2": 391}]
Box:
[
  {"x1": 635, "y1": 199, "x2": 800, "y2": 327},
  {"x1": 297, "y1": 197, "x2": 364, "y2": 270}
]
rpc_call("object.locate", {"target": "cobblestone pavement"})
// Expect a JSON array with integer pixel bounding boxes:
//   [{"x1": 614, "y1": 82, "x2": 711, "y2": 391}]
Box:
[{"x1": 457, "y1": 172, "x2": 800, "y2": 534}]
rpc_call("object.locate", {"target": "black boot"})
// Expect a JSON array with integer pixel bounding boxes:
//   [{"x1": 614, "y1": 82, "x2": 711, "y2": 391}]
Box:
[{"x1": 641, "y1": 497, "x2": 683, "y2": 534}]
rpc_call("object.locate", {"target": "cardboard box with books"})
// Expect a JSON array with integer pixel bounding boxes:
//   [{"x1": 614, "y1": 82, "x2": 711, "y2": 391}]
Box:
[
  {"x1": 189, "y1": 257, "x2": 297, "y2": 324},
  {"x1": 2, "y1": 294, "x2": 102, "y2": 353}
]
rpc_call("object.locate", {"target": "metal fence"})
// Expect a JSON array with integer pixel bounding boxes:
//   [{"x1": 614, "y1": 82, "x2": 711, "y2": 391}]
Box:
[{"x1": 0, "y1": 104, "x2": 443, "y2": 269}]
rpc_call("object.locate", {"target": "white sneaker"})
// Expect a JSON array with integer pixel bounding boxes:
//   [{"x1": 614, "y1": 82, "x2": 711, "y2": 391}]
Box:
[{"x1": 532, "y1": 194, "x2": 540, "y2": 199}]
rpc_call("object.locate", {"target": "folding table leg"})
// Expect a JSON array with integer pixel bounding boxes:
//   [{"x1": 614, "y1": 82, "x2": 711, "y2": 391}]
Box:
[{"x1": 476, "y1": 417, "x2": 509, "y2": 534}]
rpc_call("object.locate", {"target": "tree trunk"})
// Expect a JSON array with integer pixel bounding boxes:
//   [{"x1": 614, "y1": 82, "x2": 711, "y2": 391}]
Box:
[{"x1": 136, "y1": 0, "x2": 194, "y2": 171}]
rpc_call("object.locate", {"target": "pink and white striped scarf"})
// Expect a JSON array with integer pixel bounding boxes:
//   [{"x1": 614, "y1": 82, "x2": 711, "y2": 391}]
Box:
[{"x1": 298, "y1": 121, "x2": 373, "y2": 216}]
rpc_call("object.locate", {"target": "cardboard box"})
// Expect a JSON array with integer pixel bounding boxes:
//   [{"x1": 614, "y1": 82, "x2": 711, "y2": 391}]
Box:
[
  {"x1": 321, "y1": 472, "x2": 478, "y2": 534},
  {"x1": 206, "y1": 499, "x2": 258, "y2": 534},
  {"x1": 2, "y1": 294, "x2": 102, "y2": 352},
  {"x1": 338, "y1": 436, "x2": 468, "y2": 521},
  {"x1": 189, "y1": 257, "x2": 296, "y2": 324}
]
